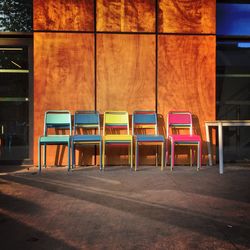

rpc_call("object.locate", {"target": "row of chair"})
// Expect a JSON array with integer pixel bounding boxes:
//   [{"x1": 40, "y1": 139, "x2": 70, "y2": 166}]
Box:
[{"x1": 38, "y1": 110, "x2": 202, "y2": 172}]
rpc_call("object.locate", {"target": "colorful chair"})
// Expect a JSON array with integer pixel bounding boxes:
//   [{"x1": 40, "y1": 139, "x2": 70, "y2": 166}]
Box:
[
  {"x1": 166, "y1": 111, "x2": 202, "y2": 171},
  {"x1": 102, "y1": 111, "x2": 133, "y2": 170},
  {"x1": 71, "y1": 111, "x2": 102, "y2": 169},
  {"x1": 132, "y1": 110, "x2": 165, "y2": 171},
  {"x1": 38, "y1": 110, "x2": 72, "y2": 172}
]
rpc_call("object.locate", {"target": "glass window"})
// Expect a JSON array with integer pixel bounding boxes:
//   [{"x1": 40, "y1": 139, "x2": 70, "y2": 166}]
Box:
[
  {"x1": 0, "y1": 45, "x2": 31, "y2": 163},
  {"x1": 217, "y1": 41, "x2": 250, "y2": 162},
  {"x1": 217, "y1": 1, "x2": 250, "y2": 36},
  {"x1": 217, "y1": 0, "x2": 250, "y2": 163},
  {"x1": 0, "y1": 0, "x2": 33, "y2": 32}
]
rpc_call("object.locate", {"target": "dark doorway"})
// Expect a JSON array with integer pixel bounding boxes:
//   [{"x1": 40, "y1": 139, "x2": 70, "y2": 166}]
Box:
[
  {"x1": 0, "y1": 38, "x2": 33, "y2": 164},
  {"x1": 217, "y1": 41, "x2": 250, "y2": 162}
]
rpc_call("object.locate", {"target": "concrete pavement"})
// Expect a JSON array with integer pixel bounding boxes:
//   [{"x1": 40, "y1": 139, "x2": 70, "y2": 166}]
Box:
[{"x1": 0, "y1": 164, "x2": 250, "y2": 249}]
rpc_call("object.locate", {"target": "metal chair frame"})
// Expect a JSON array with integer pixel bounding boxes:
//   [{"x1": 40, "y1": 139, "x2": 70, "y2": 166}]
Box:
[
  {"x1": 38, "y1": 110, "x2": 72, "y2": 172},
  {"x1": 132, "y1": 110, "x2": 165, "y2": 171},
  {"x1": 166, "y1": 111, "x2": 201, "y2": 171},
  {"x1": 102, "y1": 111, "x2": 133, "y2": 170},
  {"x1": 71, "y1": 111, "x2": 102, "y2": 170}
]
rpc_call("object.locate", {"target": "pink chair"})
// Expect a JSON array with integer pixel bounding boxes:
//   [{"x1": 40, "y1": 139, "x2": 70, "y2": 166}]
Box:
[{"x1": 166, "y1": 111, "x2": 202, "y2": 171}]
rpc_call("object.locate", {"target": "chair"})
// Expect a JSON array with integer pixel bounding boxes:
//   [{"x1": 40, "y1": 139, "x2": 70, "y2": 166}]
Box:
[
  {"x1": 71, "y1": 111, "x2": 102, "y2": 169},
  {"x1": 132, "y1": 111, "x2": 165, "y2": 171},
  {"x1": 38, "y1": 110, "x2": 72, "y2": 172},
  {"x1": 166, "y1": 111, "x2": 202, "y2": 171},
  {"x1": 102, "y1": 111, "x2": 133, "y2": 170}
]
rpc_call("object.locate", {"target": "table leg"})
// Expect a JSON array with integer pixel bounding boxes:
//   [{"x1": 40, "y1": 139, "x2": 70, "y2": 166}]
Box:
[
  {"x1": 205, "y1": 124, "x2": 212, "y2": 166},
  {"x1": 218, "y1": 122, "x2": 224, "y2": 174}
]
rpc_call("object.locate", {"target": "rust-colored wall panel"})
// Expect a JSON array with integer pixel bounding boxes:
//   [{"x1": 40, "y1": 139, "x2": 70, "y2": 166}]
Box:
[
  {"x1": 97, "y1": 34, "x2": 155, "y2": 113},
  {"x1": 158, "y1": 35, "x2": 216, "y2": 164},
  {"x1": 34, "y1": 0, "x2": 94, "y2": 31},
  {"x1": 159, "y1": 0, "x2": 215, "y2": 34},
  {"x1": 97, "y1": 34, "x2": 155, "y2": 165},
  {"x1": 97, "y1": 0, "x2": 155, "y2": 32},
  {"x1": 34, "y1": 33, "x2": 95, "y2": 165}
]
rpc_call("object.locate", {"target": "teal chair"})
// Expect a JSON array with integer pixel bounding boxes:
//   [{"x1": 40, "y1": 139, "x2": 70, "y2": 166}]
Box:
[{"x1": 38, "y1": 110, "x2": 72, "y2": 172}]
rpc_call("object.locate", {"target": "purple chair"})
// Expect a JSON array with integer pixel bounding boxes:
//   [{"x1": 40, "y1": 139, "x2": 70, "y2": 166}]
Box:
[{"x1": 166, "y1": 111, "x2": 202, "y2": 171}]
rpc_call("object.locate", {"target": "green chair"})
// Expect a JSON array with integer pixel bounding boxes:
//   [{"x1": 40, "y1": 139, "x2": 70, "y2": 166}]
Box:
[{"x1": 38, "y1": 110, "x2": 72, "y2": 172}]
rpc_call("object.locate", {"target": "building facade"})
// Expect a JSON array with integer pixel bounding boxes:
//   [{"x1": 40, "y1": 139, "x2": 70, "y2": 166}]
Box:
[{"x1": 0, "y1": 0, "x2": 249, "y2": 166}]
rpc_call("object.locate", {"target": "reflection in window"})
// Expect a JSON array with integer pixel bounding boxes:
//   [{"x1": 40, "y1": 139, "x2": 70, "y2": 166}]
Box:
[
  {"x1": 217, "y1": 42, "x2": 250, "y2": 162},
  {"x1": 0, "y1": 46, "x2": 29, "y2": 161},
  {"x1": 0, "y1": 47, "x2": 28, "y2": 69},
  {"x1": 0, "y1": 0, "x2": 32, "y2": 32}
]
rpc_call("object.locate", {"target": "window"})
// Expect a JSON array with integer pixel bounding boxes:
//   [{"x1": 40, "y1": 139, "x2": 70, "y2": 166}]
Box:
[
  {"x1": 0, "y1": 39, "x2": 33, "y2": 164},
  {"x1": 0, "y1": 0, "x2": 32, "y2": 32},
  {"x1": 217, "y1": 1, "x2": 250, "y2": 162}
]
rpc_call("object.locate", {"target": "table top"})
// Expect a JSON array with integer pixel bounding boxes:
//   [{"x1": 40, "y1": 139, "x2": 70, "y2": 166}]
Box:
[{"x1": 205, "y1": 120, "x2": 250, "y2": 126}]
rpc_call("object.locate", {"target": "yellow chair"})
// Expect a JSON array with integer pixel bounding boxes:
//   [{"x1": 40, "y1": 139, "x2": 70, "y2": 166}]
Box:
[{"x1": 102, "y1": 111, "x2": 133, "y2": 170}]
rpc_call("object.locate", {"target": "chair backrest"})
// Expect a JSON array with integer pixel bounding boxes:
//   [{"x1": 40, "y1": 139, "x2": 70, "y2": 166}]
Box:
[
  {"x1": 44, "y1": 110, "x2": 72, "y2": 136},
  {"x1": 103, "y1": 111, "x2": 129, "y2": 135},
  {"x1": 167, "y1": 111, "x2": 193, "y2": 137},
  {"x1": 74, "y1": 111, "x2": 100, "y2": 135},
  {"x1": 132, "y1": 110, "x2": 158, "y2": 135}
]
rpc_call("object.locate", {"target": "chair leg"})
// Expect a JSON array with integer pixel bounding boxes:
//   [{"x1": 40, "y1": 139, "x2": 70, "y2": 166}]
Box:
[
  {"x1": 200, "y1": 142, "x2": 202, "y2": 169},
  {"x1": 190, "y1": 148, "x2": 193, "y2": 167},
  {"x1": 72, "y1": 142, "x2": 75, "y2": 169},
  {"x1": 68, "y1": 141, "x2": 70, "y2": 171},
  {"x1": 171, "y1": 142, "x2": 174, "y2": 171},
  {"x1": 128, "y1": 144, "x2": 131, "y2": 166},
  {"x1": 43, "y1": 144, "x2": 47, "y2": 168},
  {"x1": 102, "y1": 141, "x2": 105, "y2": 170},
  {"x1": 38, "y1": 141, "x2": 41, "y2": 173},
  {"x1": 155, "y1": 146, "x2": 158, "y2": 167},
  {"x1": 197, "y1": 142, "x2": 202, "y2": 171},
  {"x1": 161, "y1": 142, "x2": 164, "y2": 171},
  {"x1": 135, "y1": 142, "x2": 138, "y2": 171},
  {"x1": 99, "y1": 141, "x2": 102, "y2": 170},
  {"x1": 165, "y1": 140, "x2": 169, "y2": 167},
  {"x1": 130, "y1": 142, "x2": 133, "y2": 170}
]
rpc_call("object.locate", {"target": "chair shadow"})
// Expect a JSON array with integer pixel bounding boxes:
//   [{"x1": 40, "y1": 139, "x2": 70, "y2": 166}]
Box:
[{"x1": 192, "y1": 114, "x2": 206, "y2": 165}]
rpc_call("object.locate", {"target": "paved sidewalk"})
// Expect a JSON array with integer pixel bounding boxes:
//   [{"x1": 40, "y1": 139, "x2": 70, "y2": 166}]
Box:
[{"x1": 0, "y1": 164, "x2": 250, "y2": 249}]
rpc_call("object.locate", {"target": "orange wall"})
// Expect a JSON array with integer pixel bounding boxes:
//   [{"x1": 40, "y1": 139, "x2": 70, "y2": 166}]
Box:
[
  {"x1": 97, "y1": 0, "x2": 155, "y2": 32},
  {"x1": 33, "y1": 0, "x2": 216, "y2": 166},
  {"x1": 34, "y1": 33, "x2": 95, "y2": 165},
  {"x1": 97, "y1": 34, "x2": 156, "y2": 113},
  {"x1": 34, "y1": 0, "x2": 94, "y2": 31},
  {"x1": 158, "y1": 0, "x2": 215, "y2": 33},
  {"x1": 158, "y1": 35, "x2": 215, "y2": 164}
]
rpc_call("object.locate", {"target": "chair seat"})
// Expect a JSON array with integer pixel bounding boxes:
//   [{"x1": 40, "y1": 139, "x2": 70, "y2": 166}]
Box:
[
  {"x1": 169, "y1": 134, "x2": 201, "y2": 143},
  {"x1": 103, "y1": 135, "x2": 132, "y2": 142},
  {"x1": 135, "y1": 135, "x2": 165, "y2": 142},
  {"x1": 40, "y1": 135, "x2": 70, "y2": 144},
  {"x1": 72, "y1": 135, "x2": 102, "y2": 142}
]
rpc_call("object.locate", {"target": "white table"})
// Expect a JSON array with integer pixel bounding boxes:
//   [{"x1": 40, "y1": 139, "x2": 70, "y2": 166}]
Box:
[{"x1": 205, "y1": 120, "x2": 250, "y2": 174}]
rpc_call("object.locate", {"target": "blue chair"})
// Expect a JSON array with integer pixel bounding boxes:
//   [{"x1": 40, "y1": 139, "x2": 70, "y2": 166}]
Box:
[
  {"x1": 71, "y1": 111, "x2": 102, "y2": 169},
  {"x1": 38, "y1": 110, "x2": 72, "y2": 172},
  {"x1": 132, "y1": 111, "x2": 165, "y2": 171}
]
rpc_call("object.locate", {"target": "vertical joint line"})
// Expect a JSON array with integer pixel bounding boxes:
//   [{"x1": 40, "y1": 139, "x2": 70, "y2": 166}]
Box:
[
  {"x1": 94, "y1": 0, "x2": 97, "y2": 111},
  {"x1": 155, "y1": 0, "x2": 158, "y2": 113},
  {"x1": 94, "y1": 0, "x2": 97, "y2": 164}
]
